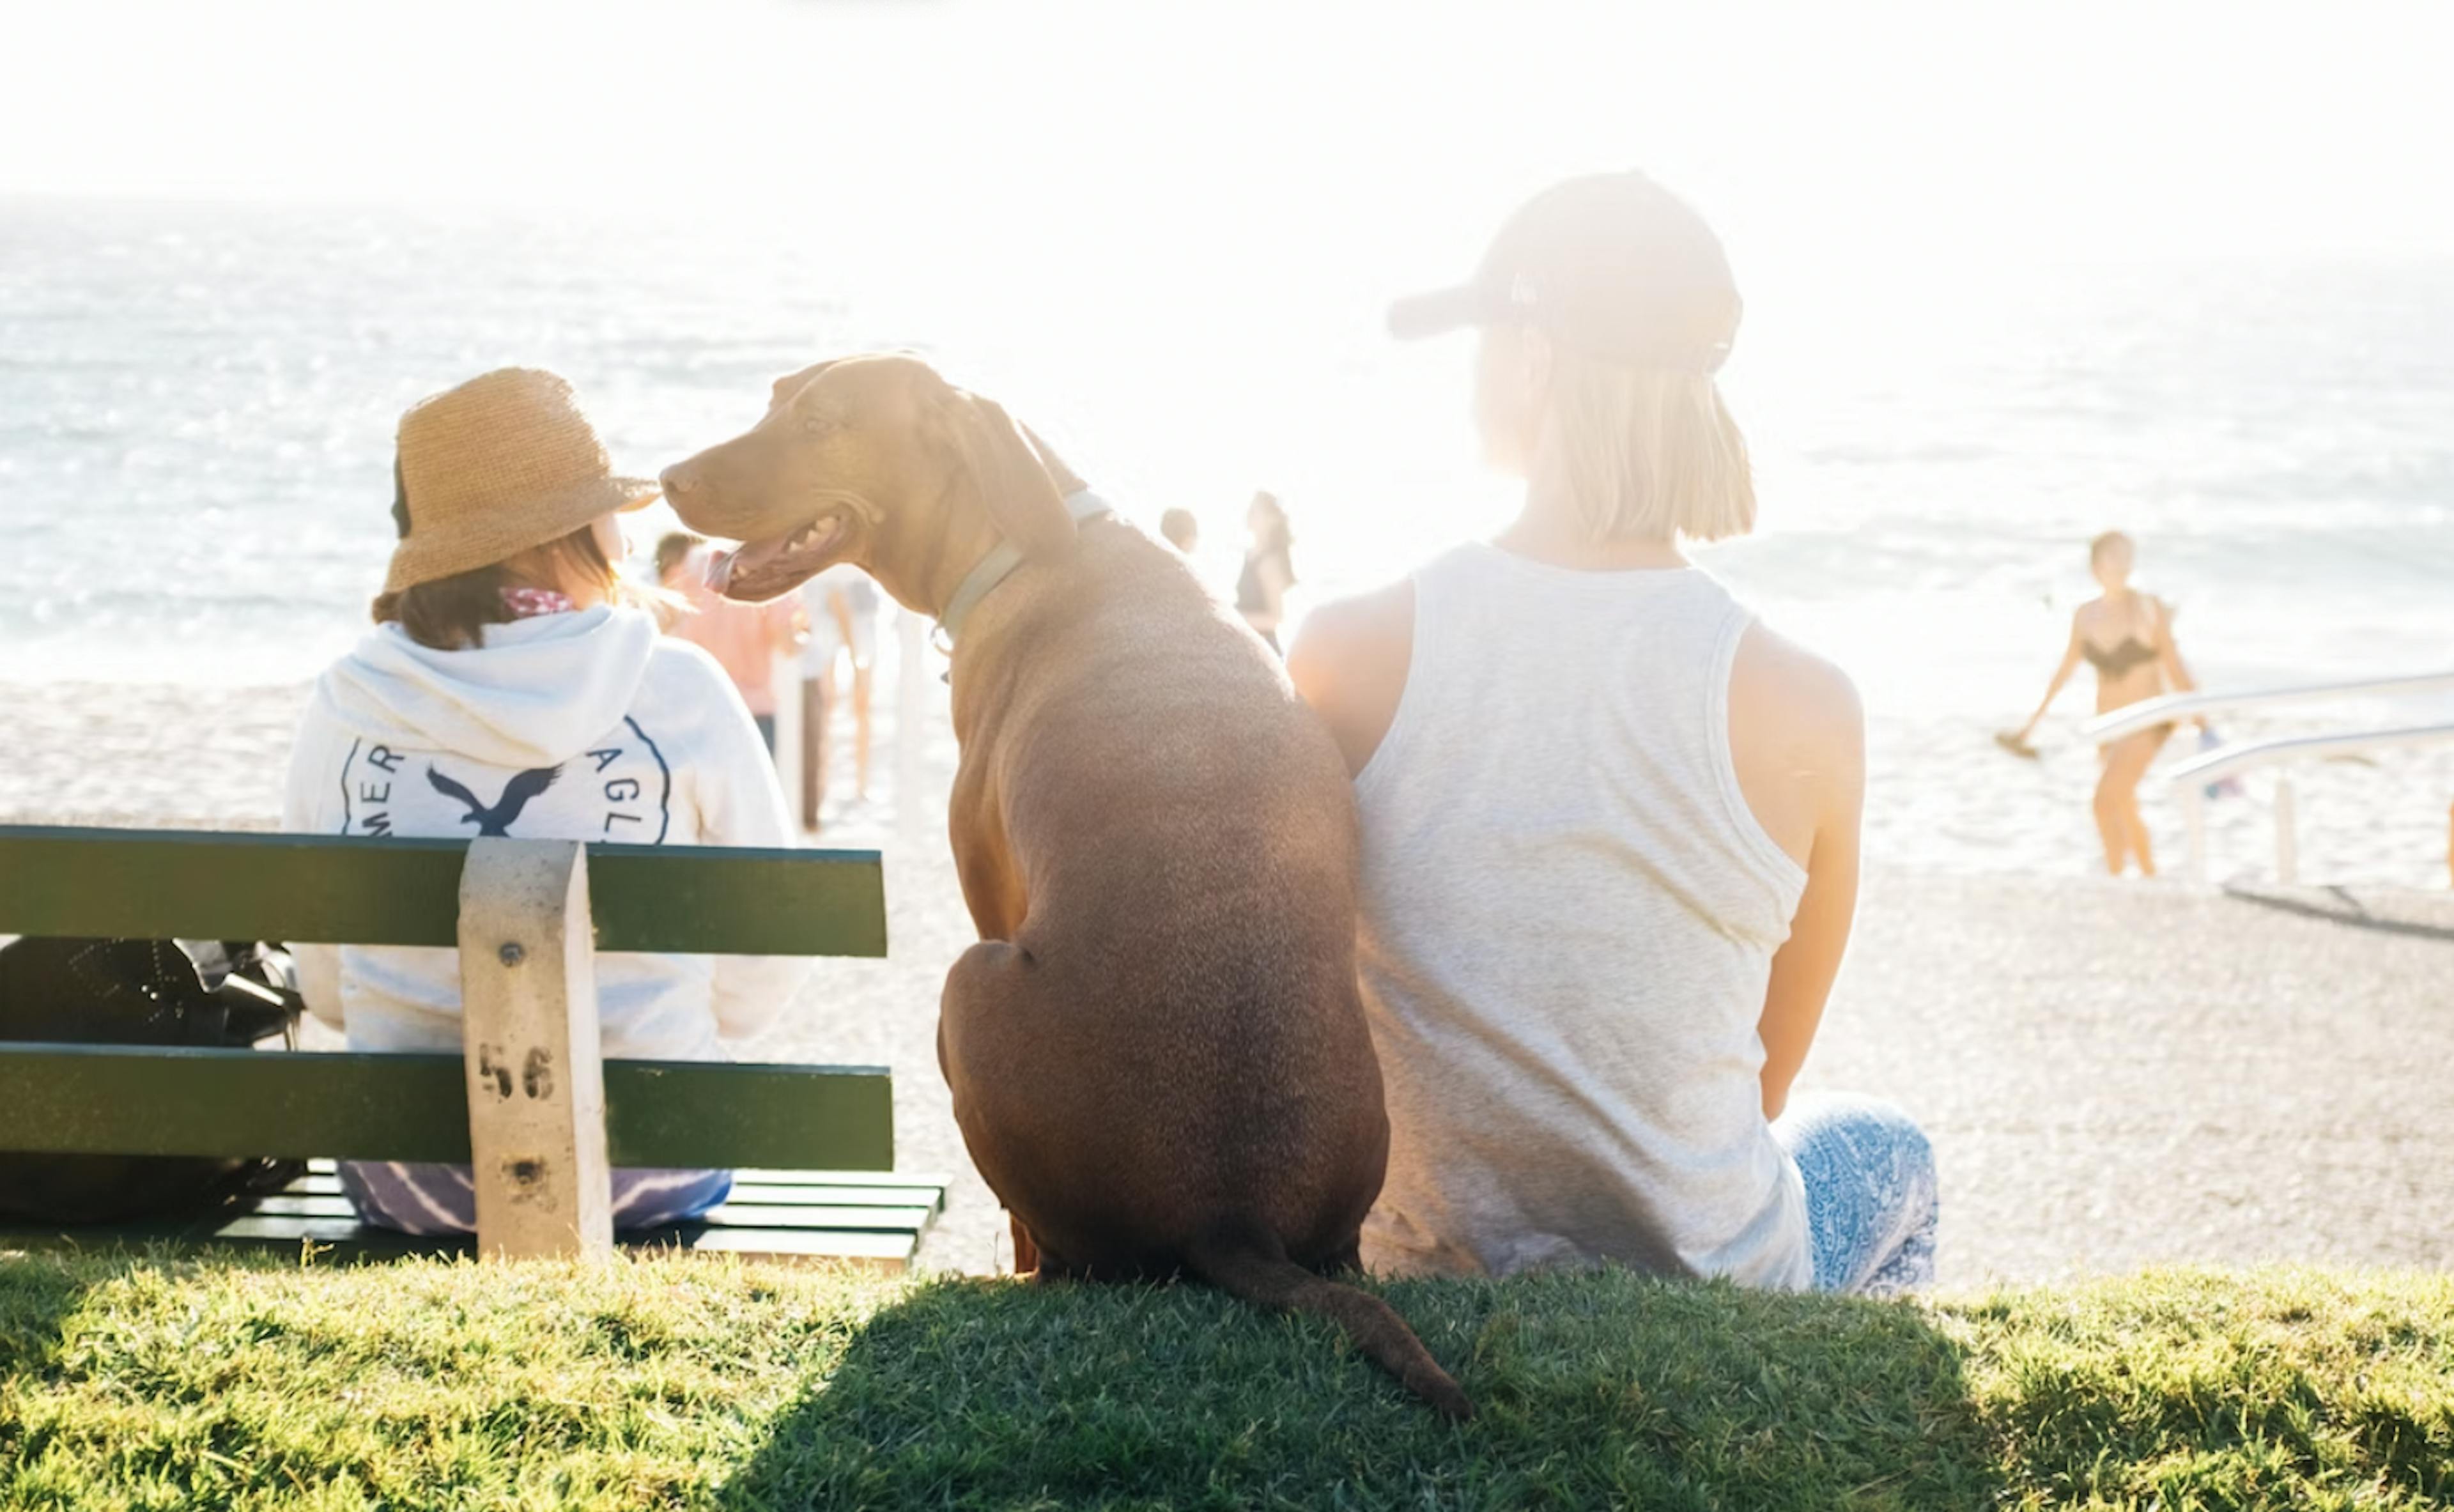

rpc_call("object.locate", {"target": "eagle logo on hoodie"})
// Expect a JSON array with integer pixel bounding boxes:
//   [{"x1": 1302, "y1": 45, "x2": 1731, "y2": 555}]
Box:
[
  {"x1": 337, "y1": 720, "x2": 672, "y2": 845},
  {"x1": 424, "y1": 764, "x2": 561, "y2": 837}
]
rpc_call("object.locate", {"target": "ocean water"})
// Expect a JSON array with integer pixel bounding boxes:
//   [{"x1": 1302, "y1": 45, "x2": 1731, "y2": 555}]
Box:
[{"x1": 3, "y1": 196, "x2": 2451, "y2": 883}]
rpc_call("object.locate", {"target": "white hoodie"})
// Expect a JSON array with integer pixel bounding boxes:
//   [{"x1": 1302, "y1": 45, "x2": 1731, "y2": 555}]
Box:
[{"x1": 283, "y1": 606, "x2": 810, "y2": 1061}]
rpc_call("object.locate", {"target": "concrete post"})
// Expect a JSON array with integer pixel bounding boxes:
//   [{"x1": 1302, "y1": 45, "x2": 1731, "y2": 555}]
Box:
[{"x1": 456, "y1": 837, "x2": 614, "y2": 1261}]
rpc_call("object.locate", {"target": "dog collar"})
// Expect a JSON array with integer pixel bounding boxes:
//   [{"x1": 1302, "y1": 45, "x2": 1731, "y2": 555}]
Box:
[{"x1": 936, "y1": 489, "x2": 1112, "y2": 647}]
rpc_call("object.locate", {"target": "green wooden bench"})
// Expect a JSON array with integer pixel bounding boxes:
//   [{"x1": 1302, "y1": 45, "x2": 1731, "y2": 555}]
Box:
[{"x1": 0, "y1": 826, "x2": 944, "y2": 1268}]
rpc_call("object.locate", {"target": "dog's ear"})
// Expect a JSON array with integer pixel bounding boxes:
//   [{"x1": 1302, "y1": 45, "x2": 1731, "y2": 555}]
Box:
[
  {"x1": 1017, "y1": 421, "x2": 1089, "y2": 498},
  {"x1": 941, "y1": 390, "x2": 1076, "y2": 560},
  {"x1": 769, "y1": 359, "x2": 838, "y2": 414}
]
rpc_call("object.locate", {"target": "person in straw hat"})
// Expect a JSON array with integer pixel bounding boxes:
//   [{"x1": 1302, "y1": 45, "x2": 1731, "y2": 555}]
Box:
[{"x1": 282, "y1": 367, "x2": 807, "y2": 1237}]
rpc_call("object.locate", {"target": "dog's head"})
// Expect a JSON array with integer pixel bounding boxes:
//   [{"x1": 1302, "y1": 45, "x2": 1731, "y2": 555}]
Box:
[{"x1": 660, "y1": 353, "x2": 1085, "y2": 611}]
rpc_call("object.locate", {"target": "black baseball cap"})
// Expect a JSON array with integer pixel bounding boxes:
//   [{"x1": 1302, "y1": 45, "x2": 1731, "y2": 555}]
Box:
[{"x1": 1387, "y1": 171, "x2": 1741, "y2": 373}]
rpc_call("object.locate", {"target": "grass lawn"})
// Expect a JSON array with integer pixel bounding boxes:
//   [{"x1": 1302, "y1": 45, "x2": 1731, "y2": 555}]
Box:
[{"x1": 0, "y1": 1253, "x2": 2448, "y2": 1510}]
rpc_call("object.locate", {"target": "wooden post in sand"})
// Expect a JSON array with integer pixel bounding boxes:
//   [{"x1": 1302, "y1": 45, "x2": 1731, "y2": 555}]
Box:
[{"x1": 456, "y1": 837, "x2": 614, "y2": 1260}]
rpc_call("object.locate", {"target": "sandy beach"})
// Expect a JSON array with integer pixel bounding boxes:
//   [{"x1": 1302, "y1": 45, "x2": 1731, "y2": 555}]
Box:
[{"x1": 4, "y1": 673, "x2": 2450, "y2": 1284}]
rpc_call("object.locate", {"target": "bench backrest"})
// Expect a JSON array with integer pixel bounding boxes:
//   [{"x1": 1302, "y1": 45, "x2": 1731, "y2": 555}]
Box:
[
  {"x1": 0, "y1": 826, "x2": 886, "y2": 956},
  {"x1": 0, "y1": 826, "x2": 896, "y2": 1254}
]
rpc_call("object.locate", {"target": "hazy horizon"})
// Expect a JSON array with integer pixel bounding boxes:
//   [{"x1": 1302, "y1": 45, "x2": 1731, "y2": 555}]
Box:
[{"x1": 8, "y1": 2, "x2": 2454, "y2": 258}]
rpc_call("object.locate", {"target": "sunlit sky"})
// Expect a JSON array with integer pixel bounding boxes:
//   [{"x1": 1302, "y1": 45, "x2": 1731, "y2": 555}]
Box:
[
  {"x1": 8, "y1": 1, "x2": 2453, "y2": 266},
  {"x1": 12, "y1": 0, "x2": 2454, "y2": 411},
  {"x1": 15, "y1": 1, "x2": 2450, "y2": 467}
]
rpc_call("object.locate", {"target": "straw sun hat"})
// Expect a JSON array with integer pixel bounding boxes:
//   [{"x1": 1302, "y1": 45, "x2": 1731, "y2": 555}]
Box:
[{"x1": 383, "y1": 367, "x2": 660, "y2": 594}]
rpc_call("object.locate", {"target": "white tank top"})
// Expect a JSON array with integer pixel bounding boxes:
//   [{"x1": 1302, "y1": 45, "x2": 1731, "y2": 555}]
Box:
[{"x1": 1354, "y1": 543, "x2": 1810, "y2": 1288}]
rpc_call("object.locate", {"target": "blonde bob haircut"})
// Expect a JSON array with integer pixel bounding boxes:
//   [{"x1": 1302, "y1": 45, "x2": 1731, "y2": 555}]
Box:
[{"x1": 1530, "y1": 346, "x2": 1756, "y2": 544}]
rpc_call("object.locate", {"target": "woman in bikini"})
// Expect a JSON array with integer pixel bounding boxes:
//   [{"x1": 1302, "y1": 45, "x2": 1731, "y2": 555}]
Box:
[{"x1": 2000, "y1": 531, "x2": 2200, "y2": 876}]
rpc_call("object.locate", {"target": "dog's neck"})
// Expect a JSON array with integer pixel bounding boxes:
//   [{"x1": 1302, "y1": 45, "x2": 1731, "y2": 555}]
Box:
[{"x1": 936, "y1": 489, "x2": 1112, "y2": 645}]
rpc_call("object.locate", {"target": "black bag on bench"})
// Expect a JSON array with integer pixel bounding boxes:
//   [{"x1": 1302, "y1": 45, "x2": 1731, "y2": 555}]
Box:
[{"x1": 0, "y1": 936, "x2": 305, "y2": 1223}]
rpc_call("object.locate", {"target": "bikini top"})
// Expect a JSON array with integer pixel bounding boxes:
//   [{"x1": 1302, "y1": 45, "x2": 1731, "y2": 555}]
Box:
[
  {"x1": 2084, "y1": 636, "x2": 2159, "y2": 679},
  {"x1": 2082, "y1": 597, "x2": 2163, "y2": 679}
]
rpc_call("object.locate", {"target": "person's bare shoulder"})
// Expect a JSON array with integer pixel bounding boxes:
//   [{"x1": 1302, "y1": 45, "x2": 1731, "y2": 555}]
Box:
[
  {"x1": 1737, "y1": 621, "x2": 1863, "y2": 759},
  {"x1": 1729, "y1": 621, "x2": 1864, "y2": 854},
  {"x1": 1286, "y1": 578, "x2": 1415, "y2": 777}
]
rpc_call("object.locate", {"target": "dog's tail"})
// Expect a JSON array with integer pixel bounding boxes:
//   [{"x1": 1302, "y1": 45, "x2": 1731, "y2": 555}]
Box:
[{"x1": 1183, "y1": 1215, "x2": 1474, "y2": 1420}]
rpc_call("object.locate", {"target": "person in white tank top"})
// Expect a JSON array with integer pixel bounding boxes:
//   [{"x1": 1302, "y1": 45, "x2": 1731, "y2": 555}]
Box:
[{"x1": 1290, "y1": 172, "x2": 1935, "y2": 1295}]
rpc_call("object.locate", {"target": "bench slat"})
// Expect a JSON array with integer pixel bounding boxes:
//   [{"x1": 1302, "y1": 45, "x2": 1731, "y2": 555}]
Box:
[
  {"x1": 710, "y1": 1184, "x2": 946, "y2": 1209},
  {"x1": 282, "y1": 1171, "x2": 948, "y2": 1210},
  {"x1": 669, "y1": 1228, "x2": 917, "y2": 1263},
  {"x1": 251, "y1": 1194, "x2": 373, "y2": 1218},
  {"x1": 695, "y1": 1203, "x2": 938, "y2": 1231},
  {"x1": 0, "y1": 1044, "x2": 893, "y2": 1170},
  {"x1": 241, "y1": 1193, "x2": 934, "y2": 1233},
  {"x1": 732, "y1": 1169, "x2": 944, "y2": 1188},
  {"x1": 215, "y1": 1215, "x2": 445, "y2": 1249},
  {"x1": 0, "y1": 1214, "x2": 925, "y2": 1268},
  {"x1": 297, "y1": 1160, "x2": 943, "y2": 1189},
  {"x1": 0, "y1": 826, "x2": 886, "y2": 957}
]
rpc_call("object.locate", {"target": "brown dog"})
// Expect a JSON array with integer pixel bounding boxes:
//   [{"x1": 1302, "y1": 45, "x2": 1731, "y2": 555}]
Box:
[{"x1": 660, "y1": 354, "x2": 1470, "y2": 1418}]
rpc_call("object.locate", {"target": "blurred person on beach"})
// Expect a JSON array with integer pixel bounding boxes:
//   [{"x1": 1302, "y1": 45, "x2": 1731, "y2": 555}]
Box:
[
  {"x1": 1998, "y1": 531, "x2": 2201, "y2": 877},
  {"x1": 282, "y1": 368, "x2": 806, "y2": 1237},
  {"x1": 1236, "y1": 490, "x2": 1297, "y2": 651},
  {"x1": 798, "y1": 564, "x2": 879, "y2": 832},
  {"x1": 1159, "y1": 507, "x2": 1201, "y2": 555},
  {"x1": 1290, "y1": 172, "x2": 1932, "y2": 1296},
  {"x1": 649, "y1": 529, "x2": 701, "y2": 629},
  {"x1": 657, "y1": 530, "x2": 803, "y2": 753}
]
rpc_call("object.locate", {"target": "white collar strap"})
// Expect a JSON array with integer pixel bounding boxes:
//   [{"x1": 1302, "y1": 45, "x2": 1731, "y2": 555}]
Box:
[{"x1": 936, "y1": 489, "x2": 1112, "y2": 646}]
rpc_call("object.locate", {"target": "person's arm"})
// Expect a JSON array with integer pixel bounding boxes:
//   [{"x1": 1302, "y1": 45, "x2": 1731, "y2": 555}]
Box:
[
  {"x1": 1286, "y1": 580, "x2": 1414, "y2": 777},
  {"x1": 2009, "y1": 619, "x2": 2087, "y2": 743},
  {"x1": 1756, "y1": 668, "x2": 1865, "y2": 1120}
]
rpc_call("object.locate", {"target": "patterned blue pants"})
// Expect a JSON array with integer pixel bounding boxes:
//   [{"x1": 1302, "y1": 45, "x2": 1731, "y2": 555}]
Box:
[
  {"x1": 338, "y1": 1161, "x2": 733, "y2": 1237},
  {"x1": 1771, "y1": 1092, "x2": 1938, "y2": 1295}
]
